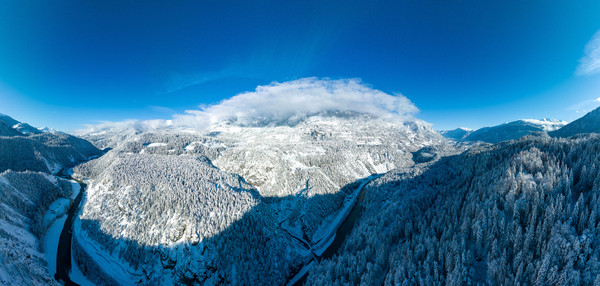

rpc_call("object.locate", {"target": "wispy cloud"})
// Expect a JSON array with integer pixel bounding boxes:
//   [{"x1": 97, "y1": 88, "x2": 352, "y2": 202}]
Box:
[
  {"x1": 567, "y1": 96, "x2": 600, "y2": 114},
  {"x1": 80, "y1": 78, "x2": 419, "y2": 134},
  {"x1": 577, "y1": 30, "x2": 600, "y2": 76},
  {"x1": 148, "y1": 105, "x2": 177, "y2": 115}
]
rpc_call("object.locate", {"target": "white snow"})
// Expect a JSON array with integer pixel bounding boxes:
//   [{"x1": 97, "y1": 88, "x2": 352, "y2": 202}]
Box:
[
  {"x1": 521, "y1": 118, "x2": 568, "y2": 131},
  {"x1": 43, "y1": 198, "x2": 70, "y2": 229},
  {"x1": 74, "y1": 219, "x2": 142, "y2": 285},
  {"x1": 43, "y1": 215, "x2": 67, "y2": 276},
  {"x1": 311, "y1": 175, "x2": 378, "y2": 255},
  {"x1": 41, "y1": 157, "x2": 62, "y2": 175},
  {"x1": 70, "y1": 181, "x2": 81, "y2": 200},
  {"x1": 184, "y1": 142, "x2": 201, "y2": 151},
  {"x1": 42, "y1": 180, "x2": 84, "y2": 281},
  {"x1": 42, "y1": 181, "x2": 80, "y2": 229},
  {"x1": 147, "y1": 142, "x2": 168, "y2": 147},
  {"x1": 0, "y1": 219, "x2": 38, "y2": 247},
  {"x1": 71, "y1": 253, "x2": 95, "y2": 286},
  {"x1": 42, "y1": 173, "x2": 59, "y2": 184}
]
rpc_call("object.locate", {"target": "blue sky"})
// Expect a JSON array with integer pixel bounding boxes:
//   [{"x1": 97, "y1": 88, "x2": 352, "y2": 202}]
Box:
[{"x1": 1, "y1": 0, "x2": 600, "y2": 131}]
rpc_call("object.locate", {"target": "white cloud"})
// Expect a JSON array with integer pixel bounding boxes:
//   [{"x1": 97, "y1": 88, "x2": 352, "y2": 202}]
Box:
[
  {"x1": 577, "y1": 30, "x2": 600, "y2": 76},
  {"x1": 79, "y1": 78, "x2": 419, "y2": 134}
]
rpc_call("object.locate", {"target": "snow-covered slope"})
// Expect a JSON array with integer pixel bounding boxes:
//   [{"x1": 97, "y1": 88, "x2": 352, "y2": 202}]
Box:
[
  {"x1": 0, "y1": 114, "x2": 20, "y2": 128},
  {"x1": 74, "y1": 110, "x2": 447, "y2": 284},
  {"x1": 439, "y1": 127, "x2": 473, "y2": 140},
  {"x1": 0, "y1": 121, "x2": 21, "y2": 137},
  {"x1": 71, "y1": 79, "x2": 456, "y2": 284},
  {"x1": 307, "y1": 134, "x2": 600, "y2": 285},
  {"x1": 73, "y1": 152, "x2": 279, "y2": 284},
  {"x1": 0, "y1": 170, "x2": 75, "y2": 286},
  {"x1": 462, "y1": 118, "x2": 566, "y2": 143},
  {"x1": 13, "y1": 122, "x2": 44, "y2": 135},
  {"x1": 550, "y1": 106, "x2": 600, "y2": 137},
  {"x1": 0, "y1": 113, "x2": 101, "y2": 284},
  {"x1": 0, "y1": 114, "x2": 102, "y2": 174}
]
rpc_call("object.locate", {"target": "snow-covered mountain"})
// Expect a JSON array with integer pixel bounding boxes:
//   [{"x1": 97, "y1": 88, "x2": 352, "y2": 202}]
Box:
[
  {"x1": 73, "y1": 109, "x2": 448, "y2": 284},
  {"x1": 0, "y1": 113, "x2": 101, "y2": 174},
  {"x1": 0, "y1": 114, "x2": 99, "y2": 285},
  {"x1": 550, "y1": 106, "x2": 600, "y2": 137},
  {"x1": 439, "y1": 127, "x2": 473, "y2": 140},
  {"x1": 454, "y1": 118, "x2": 567, "y2": 143},
  {"x1": 306, "y1": 133, "x2": 600, "y2": 285},
  {"x1": 0, "y1": 171, "x2": 77, "y2": 285}
]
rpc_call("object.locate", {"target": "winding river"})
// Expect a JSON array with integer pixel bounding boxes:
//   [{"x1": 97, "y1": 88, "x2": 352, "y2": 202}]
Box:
[
  {"x1": 51, "y1": 164, "x2": 375, "y2": 285},
  {"x1": 54, "y1": 170, "x2": 87, "y2": 286}
]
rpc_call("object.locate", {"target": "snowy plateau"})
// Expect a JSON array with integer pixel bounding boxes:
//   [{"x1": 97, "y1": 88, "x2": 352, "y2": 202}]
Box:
[{"x1": 4, "y1": 99, "x2": 600, "y2": 285}]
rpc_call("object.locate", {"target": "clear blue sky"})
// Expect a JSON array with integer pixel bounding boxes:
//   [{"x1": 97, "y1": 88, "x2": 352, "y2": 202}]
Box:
[{"x1": 1, "y1": 0, "x2": 600, "y2": 131}]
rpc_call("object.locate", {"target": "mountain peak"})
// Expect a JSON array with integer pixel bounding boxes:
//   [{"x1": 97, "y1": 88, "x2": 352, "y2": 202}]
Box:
[{"x1": 550, "y1": 106, "x2": 600, "y2": 137}]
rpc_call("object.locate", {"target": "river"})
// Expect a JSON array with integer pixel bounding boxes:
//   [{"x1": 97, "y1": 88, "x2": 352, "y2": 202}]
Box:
[{"x1": 54, "y1": 170, "x2": 86, "y2": 286}]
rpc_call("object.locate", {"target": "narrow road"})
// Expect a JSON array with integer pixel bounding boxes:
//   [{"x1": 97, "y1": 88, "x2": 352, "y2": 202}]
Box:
[
  {"x1": 54, "y1": 171, "x2": 86, "y2": 286},
  {"x1": 286, "y1": 174, "x2": 379, "y2": 286}
]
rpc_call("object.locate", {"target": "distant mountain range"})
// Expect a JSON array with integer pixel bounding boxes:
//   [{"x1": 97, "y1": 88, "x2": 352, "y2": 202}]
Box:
[
  {"x1": 441, "y1": 118, "x2": 567, "y2": 143},
  {"x1": 4, "y1": 104, "x2": 600, "y2": 285}
]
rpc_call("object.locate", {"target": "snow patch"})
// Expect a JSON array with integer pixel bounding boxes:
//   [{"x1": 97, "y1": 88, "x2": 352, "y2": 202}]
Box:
[
  {"x1": 0, "y1": 176, "x2": 10, "y2": 187},
  {"x1": 521, "y1": 118, "x2": 567, "y2": 131},
  {"x1": 43, "y1": 215, "x2": 67, "y2": 276},
  {"x1": 147, "y1": 142, "x2": 168, "y2": 148},
  {"x1": 311, "y1": 175, "x2": 377, "y2": 254},
  {"x1": 74, "y1": 218, "x2": 142, "y2": 285},
  {"x1": 42, "y1": 198, "x2": 71, "y2": 229},
  {"x1": 71, "y1": 252, "x2": 95, "y2": 286}
]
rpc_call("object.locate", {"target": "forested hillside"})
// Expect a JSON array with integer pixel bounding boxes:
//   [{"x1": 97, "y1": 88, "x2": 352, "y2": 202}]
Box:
[
  {"x1": 0, "y1": 114, "x2": 101, "y2": 174},
  {"x1": 0, "y1": 171, "x2": 74, "y2": 285},
  {"x1": 73, "y1": 151, "x2": 302, "y2": 284},
  {"x1": 551, "y1": 106, "x2": 600, "y2": 138},
  {"x1": 307, "y1": 134, "x2": 600, "y2": 285},
  {"x1": 0, "y1": 113, "x2": 99, "y2": 285},
  {"x1": 72, "y1": 110, "x2": 450, "y2": 284}
]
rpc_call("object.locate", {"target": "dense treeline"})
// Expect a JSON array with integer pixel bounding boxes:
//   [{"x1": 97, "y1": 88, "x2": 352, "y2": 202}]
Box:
[
  {"x1": 0, "y1": 170, "x2": 73, "y2": 285},
  {"x1": 307, "y1": 134, "x2": 600, "y2": 285},
  {"x1": 74, "y1": 152, "x2": 300, "y2": 284},
  {"x1": 73, "y1": 113, "x2": 446, "y2": 284},
  {"x1": 0, "y1": 132, "x2": 101, "y2": 173}
]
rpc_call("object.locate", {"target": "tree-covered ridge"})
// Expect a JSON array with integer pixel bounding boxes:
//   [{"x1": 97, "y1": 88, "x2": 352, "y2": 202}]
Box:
[
  {"x1": 74, "y1": 151, "x2": 303, "y2": 284},
  {"x1": 71, "y1": 112, "x2": 449, "y2": 284},
  {"x1": 0, "y1": 170, "x2": 74, "y2": 285},
  {"x1": 307, "y1": 134, "x2": 600, "y2": 285},
  {"x1": 0, "y1": 114, "x2": 101, "y2": 174},
  {"x1": 551, "y1": 106, "x2": 600, "y2": 138}
]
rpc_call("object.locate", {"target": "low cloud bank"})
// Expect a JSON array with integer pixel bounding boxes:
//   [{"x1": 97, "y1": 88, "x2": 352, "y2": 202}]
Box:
[{"x1": 81, "y1": 78, "x2": 419, "y2": 134}]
